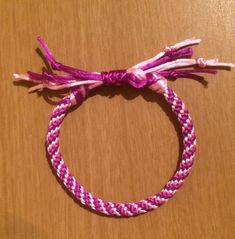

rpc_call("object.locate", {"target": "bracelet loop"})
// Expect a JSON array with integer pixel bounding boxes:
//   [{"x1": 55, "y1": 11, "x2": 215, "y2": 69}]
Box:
[{"x1": 47, "y1": 85, "x2": 195, "y2": 216}]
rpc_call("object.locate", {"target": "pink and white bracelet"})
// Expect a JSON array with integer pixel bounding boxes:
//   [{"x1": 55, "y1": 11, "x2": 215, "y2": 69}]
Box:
[{"x1": 14, "y1": 37, "x2": 233, "y2": 217}]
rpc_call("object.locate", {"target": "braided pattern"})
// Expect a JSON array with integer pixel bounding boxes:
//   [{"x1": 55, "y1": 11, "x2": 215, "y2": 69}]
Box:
[{"x1": 46, "y1": 86, "x2": 196, "y2": 217}]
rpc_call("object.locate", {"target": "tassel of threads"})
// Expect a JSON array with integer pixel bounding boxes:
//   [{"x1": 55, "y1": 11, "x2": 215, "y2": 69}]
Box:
[{"x1": 13, "y1": 37, "x2": 234, "y2": 93}]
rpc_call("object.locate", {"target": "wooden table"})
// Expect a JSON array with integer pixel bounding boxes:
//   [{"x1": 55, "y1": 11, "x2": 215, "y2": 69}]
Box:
[{"x1": 0, "y1": 1, "x2": 234, "y2": 238}]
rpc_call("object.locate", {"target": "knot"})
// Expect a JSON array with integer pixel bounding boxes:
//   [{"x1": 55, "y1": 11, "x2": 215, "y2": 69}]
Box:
[
  {"x1": 197, "y1": 58, "x2": 207, "y2": 68},
  {"x1": 101, "y1": 69, "x2": 157, "y2": 88},
  {"x1": 164, "y1": 45, "x2": 176, "y2": 54},
  {"x1": 127, "y1": 68, "x2": 157, "y2": 88},
  {"x1": 101, "y1": 70, "x2": 127, "y2": 86}
]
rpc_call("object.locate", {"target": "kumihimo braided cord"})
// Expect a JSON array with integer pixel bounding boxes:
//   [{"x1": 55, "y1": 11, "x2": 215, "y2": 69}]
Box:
[{"x1": 14, "y1": 37, "x2": 234, "y2": 217}]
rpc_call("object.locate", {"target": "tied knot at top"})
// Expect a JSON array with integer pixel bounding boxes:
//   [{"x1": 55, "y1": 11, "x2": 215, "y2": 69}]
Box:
[
  {"x1": 69, "y1": 69, "x2": 168, "y2": 105},
  {"x1": 101, "y1": 69, "x2": 162, "y2": 89},
  {"x1": 14, "y1": 37, "x2": 234, "y2": 98}
]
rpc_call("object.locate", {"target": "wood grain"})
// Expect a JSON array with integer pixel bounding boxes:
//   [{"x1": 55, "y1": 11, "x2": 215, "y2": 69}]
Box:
[{"x1": 0, "y1": 0, "x2": 234, "y2": 238}]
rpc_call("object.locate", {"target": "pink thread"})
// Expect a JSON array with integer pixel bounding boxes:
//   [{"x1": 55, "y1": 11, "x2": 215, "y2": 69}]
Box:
[{"x1": 14, "y1": 37, "x2": 234, "y2": 217}]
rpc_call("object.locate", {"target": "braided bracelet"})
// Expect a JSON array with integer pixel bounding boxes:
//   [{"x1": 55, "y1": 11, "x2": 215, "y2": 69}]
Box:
[{"x1": 14, "y1": 37, "x2": 234, "y2": 217}]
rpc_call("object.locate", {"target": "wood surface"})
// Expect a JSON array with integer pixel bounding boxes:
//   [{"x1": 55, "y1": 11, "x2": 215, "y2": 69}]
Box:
[{"x1": 0, "y1": 0, "x2": 235, "y2": 238}]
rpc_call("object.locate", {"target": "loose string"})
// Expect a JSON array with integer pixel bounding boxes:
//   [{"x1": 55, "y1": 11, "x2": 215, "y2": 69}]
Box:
[
  {"x1": 13, "y1": 37, "x2": 234, "y2": 217},
  {"x1": 13, "y1": 36, "x2": 233, "y2": 96}
]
